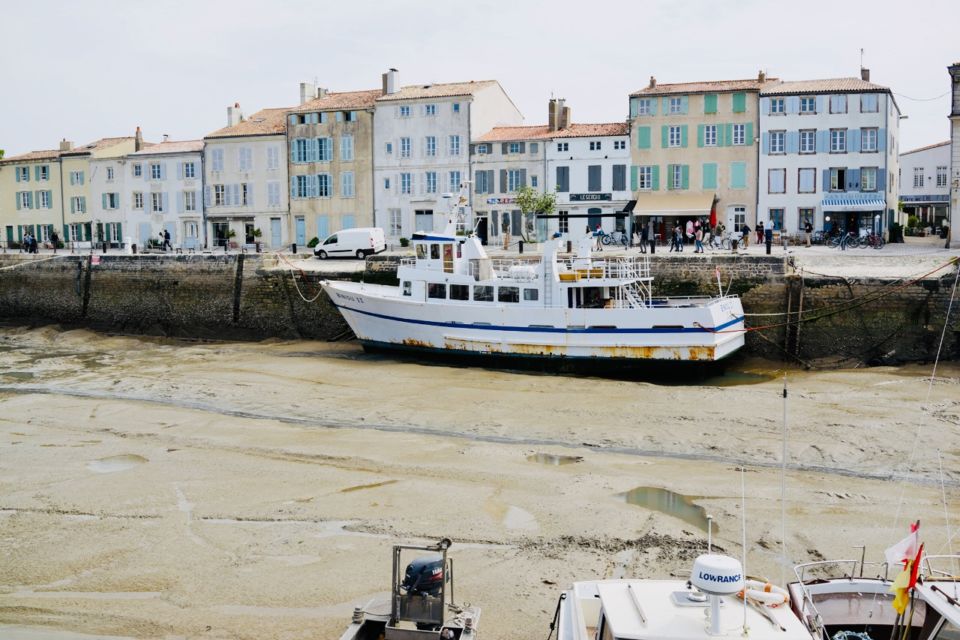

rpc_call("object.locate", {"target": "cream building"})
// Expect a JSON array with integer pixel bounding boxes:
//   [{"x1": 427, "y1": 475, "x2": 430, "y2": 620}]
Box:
[
  {"x1": 287, "y1": 85, "x2": 379, "y2": 245},
  {"x1": 0, "y1": 143, "x2": 69, "y2": 248},
  {"x1": 204, "y1": 105, "x2": 290, "y2": 249}
]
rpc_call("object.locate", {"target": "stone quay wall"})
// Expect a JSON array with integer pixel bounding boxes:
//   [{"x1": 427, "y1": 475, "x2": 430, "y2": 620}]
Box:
[{"x1": 0, "y1": 253, "x2": 957, "y2": 366}]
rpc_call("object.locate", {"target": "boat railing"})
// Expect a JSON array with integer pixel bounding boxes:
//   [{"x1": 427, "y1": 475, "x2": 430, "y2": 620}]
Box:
[
  {"x1": 490, "y1": 259, "x2": 540, "y2": 282},
  {"x1": 922, "y1": 555, "x2": 960, "y2": 579},
  {"x1": 399, "y1": 257, "x2": 417, "y2": 268},
  {"x1": 557, "y1": 256, "x2": 651, "y2": 282}
]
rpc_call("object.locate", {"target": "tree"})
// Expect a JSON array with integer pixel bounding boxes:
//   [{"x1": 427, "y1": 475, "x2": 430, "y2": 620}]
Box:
[
  {"x1": 0, "y1": 149, "x2": 4, "y2": 160},
  {"x1": 514, "y1": 185, "x2": 557, "y2": 241}
]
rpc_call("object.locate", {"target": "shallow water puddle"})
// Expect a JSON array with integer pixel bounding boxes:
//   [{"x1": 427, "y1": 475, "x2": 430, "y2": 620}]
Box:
[
  {"x1": 86, "y1": 454, "x2": 148, "y2": 473},
  {"x1": 503, "y1": 505, "x2": 538, "y2": 531},
  {"x1": 527, "y1": 453, "x2": 583, "y2": 465},
  {"x1": 1, "y1": 371, "x2": 35, "y2": 380},
  {"x1": 618, "y1": 486, "x2": 713, "y2": 532}
]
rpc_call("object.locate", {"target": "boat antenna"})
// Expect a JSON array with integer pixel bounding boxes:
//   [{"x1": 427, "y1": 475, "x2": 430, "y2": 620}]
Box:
[
  {"x1": 741, "y1": 466, "x2": 749, "y2": 635},
  {"x1": 707, "y1": 515, "x2": 714, "y2": 553},
  {"x1": 780, "y1": 374, "x2": 789, "y2": 587}
]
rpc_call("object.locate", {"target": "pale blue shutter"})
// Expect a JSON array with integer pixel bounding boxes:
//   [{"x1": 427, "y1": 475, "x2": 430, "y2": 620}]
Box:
[
  {"x1": 290, "y1": 177, "x2": 297, "y2": 199},
  {"x1": 762, "y1": 132, "x2": 770, "y2": 154},
  {"x1": 661, "y1": 97, "x2": 669, "y2": 113},
  {"x1": 69, "y1": 172, "x2": 75, "y2": 186},
  {"x1": 204, "y1": 186, "x2": 211, "y2": 206},
  {"x1": 787, "y1": 96, "x2": 799, "y2": 114},
  {"x1": 822, "y1": 169, "x2": 830, "y2": 192},
  {"x1": 15, "y1": 194, "x2": 21, "y2": 210},
  {"x1": 745, "y1": 123, "x2": 753, "y2": 146},
  {"x1": 177, "y1": 162, "x2": 184, "y2": 179},
  {"x1": 70, "y1": 197, "x2": 75, "y2": 214},
  {"x1": 877, "y1": 171, "x2": 886, "y2": 192},
  {"x1": 680, "y1": 96, "x2": 689, "y2": 114},
  {"x1": 760, "y1": 97, "x2": 769, "y2": 114},
  {"x1": 160, "y1": 162, "x2": 167, "y2": 180},
  {"x1": 815, "y1": 95, "x2": 825, "y2": 114},
  {"x1": 246, "y1": 183, "x2": 254, "y2": 207},
  {"x1": 102, "y1": 193, "x2": 108, "y2": 209},
  {"x1": 35, "y1": 166, "x2": 40, "y2": 181},
  {"x1": 15, "y1": 168, "x2": 20, "y2": 183},
  {"x1": 848, "y1": 169, "x2": 860, "y2": 191},
  {"x1": 816, "y1": 130, "x2": 829, "y2": 153},
  {"x1": 177, "y1": 192, "x2": 183, "y2": 213},
  {"x1": 80, "y1": 172, "x2": 84, "y2": 185},
  {"x1": 878, "y1": 129, "x2": 887, "y2": 151},
  {"x1": 849, "y1": 129, "x2": 860, "y2": 153},
  {"x1": 46, "y1": 190, "x2": 52, "y2": 208},
  {"x1": 786, "y1": 132, "x2": 799, "y2": 154}
]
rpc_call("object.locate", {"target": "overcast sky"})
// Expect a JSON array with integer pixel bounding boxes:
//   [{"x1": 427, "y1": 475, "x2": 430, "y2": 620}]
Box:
[{"x1": 3, "y1": 0, "x2": 958, "y2": 157}]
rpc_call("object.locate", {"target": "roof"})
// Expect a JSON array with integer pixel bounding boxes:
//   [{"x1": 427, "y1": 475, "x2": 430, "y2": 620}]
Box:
[
  {"x1": 0, "y1": 149, "x2": 64, "y2": 164},
  {"x1": 376, "y1": 79, "x2": 498, "y2": 102},
  {"x1": 129, "y1": 140, "x2": 204, "y2": 156},
  {"x1": 292, "y1": 89, "x2": 381, "y2": 113},
  {"x1": 760, "y1": 77, "x2": 890, "y2": 95},
  {"x1": 475, "y1": 122, "x2": 629, "y2": 142},
  {"x1": 631, "y1": 78, "x2": 777, "y2": 97},
  {"x1": 205, "y1": 107, "x2": 290, "y2": 139},
  {"x1": 901, "y1": 140, "x2": 950, "y2": 156},
  {"x1": 62, "y1": 136, "x2": 138, "y2": 156}
]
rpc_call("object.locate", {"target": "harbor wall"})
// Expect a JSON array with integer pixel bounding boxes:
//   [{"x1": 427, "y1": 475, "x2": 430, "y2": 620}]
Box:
[{"x1": 0, "y1": 253, "x2": 957, "y2": 366}]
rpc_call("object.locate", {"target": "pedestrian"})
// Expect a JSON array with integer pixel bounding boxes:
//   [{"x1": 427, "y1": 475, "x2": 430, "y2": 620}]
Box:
[
  {"x1": 503, "y1": 218, "x2": 511, "y2": 250},
  {"x1": 944, "y1": 221, "x2": 951, "y2": 250},
  {"x1": 685, "y1": 219, "x2": 694, "y2": 246},
  {"x1": 756, "y1": 221, "x2": 764, "y2": 246},
  {"x1": 695, "y1": 226, "x2": 704, "y2": 253},
  {"x1": 804, "y1": 220, "x2": 813, "y2": 247},
  {"x1": 32, "y1": 235, "x2": 39, "y2": 253},
  {"x1": 639, "y1": 221, "x2": 649, "y2": 254},
  {"x1": 21, "y1": 233, "x2": 30, "y2": 253},
  {"x1": 741, "y1": 223, "x2": 751, "y2": 249},
  {"x1": 673, "y1": 224, "x2": 684, "y2": 252},
  {"x1": 163, "y1": 229, "x2": 172, "y2": 251},
  {"x1": 594, "y1": 223, "x2": 603, "y2": 252},
  {"x1": 51, "y1": 230, "x2": 59, "y2": 254}
]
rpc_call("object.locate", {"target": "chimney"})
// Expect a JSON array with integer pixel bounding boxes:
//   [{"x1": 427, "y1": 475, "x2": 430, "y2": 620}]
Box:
[
  {"x1": 561, "y1": 106, "x2": 571, "y2": 130},
  {"x1": 227, "y1": 102, "x2": 243, "y2": 127},
  {"x1": 382, "y1": 68, "x2": 399, "y2": 96},
  {"x1": 162, "y1": 134, "x2": 170, "y2": 143},
  {"x1": 758, "y1": 69, "x2": 766, "y2": 83},
  {"x1": 548, "y1": 99, "x2": 558, "y2": 131},
  {"x1": 649, "y1": 76, "x2": 657, "y2": 89},
  {"x1": 134, "y1": 126, "x2": 143, "y2": 152},
  {"x1": 58, "y1": 138, "x2": 73, "y2": 151},
  {"x1": 860, "y1": 67, "x2": 870, "y2": 82},
  {"x1": 316, "y1": 87, "x2": 328, "y2": 99},
  {"x1": 299, "y1": 82, "x2": 316, "y2": 105}
]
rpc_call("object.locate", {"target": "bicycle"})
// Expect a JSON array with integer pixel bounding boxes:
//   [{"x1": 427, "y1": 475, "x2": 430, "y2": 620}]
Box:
[
  {"x1": 600, "y1": 230, "x2": 629, "y2": 247},
  {"x1": 860, "y1": 232, "x2": 885, "y2": 250},
  {"x1": 830, "y1": 231, "x2": 860, "y2": 250}
]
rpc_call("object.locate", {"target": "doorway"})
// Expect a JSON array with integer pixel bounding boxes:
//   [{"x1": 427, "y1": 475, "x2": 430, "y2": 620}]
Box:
[
  {"x1": 475, "y1": 215, "x2": 488, "y2": 245},
  {"x1": 588, "y1": 208, "x2": 602, "y2": 232}
]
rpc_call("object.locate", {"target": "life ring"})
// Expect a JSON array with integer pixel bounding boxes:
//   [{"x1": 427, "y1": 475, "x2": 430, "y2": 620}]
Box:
[{"x1": 738, "y1": 580, "x2": 789, "y2": 607}]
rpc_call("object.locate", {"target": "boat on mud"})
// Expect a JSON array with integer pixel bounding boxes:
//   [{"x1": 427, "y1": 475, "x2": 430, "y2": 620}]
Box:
[{"x1": 321, "y1": 220, "x2": 745, "y2": 367}]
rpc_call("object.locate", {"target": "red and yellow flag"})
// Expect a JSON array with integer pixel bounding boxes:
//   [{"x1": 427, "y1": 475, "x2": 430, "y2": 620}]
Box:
[{"x1": 890, "y1": 539, "x2": 924, "y2": 615}]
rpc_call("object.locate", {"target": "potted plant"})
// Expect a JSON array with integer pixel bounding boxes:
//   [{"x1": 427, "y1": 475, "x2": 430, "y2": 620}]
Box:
[
  {"x1": 226, "y1": 228, "x2": 237, "y2": 249},
  {"x1": 252, "y1": 227, "x2": 263, "y2": 253}
]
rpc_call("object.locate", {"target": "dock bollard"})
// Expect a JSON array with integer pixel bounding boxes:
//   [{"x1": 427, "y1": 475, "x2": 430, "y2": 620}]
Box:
[
  {"x1": 518, "y1": 240, "x2": 524, "y2": 254},
  {"x1": 292, "y1": 243, "x2": 298, "y2": 254},
  {"x1": 566, "y1": 240, "x2": 572, "y2": 253}
]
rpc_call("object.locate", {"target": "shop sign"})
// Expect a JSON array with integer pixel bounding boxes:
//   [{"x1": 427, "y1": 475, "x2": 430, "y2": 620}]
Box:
[{"x1": 569, "y1": 193, "x2": 612, "y2": 202}]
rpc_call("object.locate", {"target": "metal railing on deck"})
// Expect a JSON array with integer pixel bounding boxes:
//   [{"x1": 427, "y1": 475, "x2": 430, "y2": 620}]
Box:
[{"x1": 557, "y1": 256, "x2": 651, "y2": 282}]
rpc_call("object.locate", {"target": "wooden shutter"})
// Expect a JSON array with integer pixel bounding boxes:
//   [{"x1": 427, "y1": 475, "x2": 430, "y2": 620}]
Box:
[
  {"x1": 704, "y1": 94, "x2": 717, "y2": 114},
  {"x1": 660, "y1": 125, "x2": 668, "y2": 148},
  {"x1": 630, "y1": 166, "x2": 637, "y2": 191},
  {"x1": 823, "y1": 169, "x2": 831, "y2": 192},
  {"x1": 849, "y1": 129, "x2": 861, "y2": 153},
  {"x1": 681, "y1": 125, "x2": 688, "y2": 148},
  {"x1": 651, "y1": 166, "x2": 660, "y2": 191},
  {"x1": 637, "y1": 126, "x2": 650, "y2": 149},
  {"x1": 697, "y1": 125, "x2": 704, "y2": 148},
  {"x1": 681, "y1": 165, "x2": 689, "y2": 190}
]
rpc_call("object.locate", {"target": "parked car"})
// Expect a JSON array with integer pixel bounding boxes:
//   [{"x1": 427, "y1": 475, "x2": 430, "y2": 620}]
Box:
[{"x1": 314, "y1": 227, "x2": 386, "y2": 259}]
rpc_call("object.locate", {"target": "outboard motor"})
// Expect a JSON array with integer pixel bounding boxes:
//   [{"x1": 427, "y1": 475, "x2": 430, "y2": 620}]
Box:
[{"x1": 401, "y1": 553, "x2": 444, "y2": 597}]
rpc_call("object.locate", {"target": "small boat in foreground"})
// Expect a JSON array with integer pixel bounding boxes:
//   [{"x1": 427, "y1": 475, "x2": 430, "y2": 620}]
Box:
[{"x1": 321, "y1": 219, "x2": 745, "y2": 367}]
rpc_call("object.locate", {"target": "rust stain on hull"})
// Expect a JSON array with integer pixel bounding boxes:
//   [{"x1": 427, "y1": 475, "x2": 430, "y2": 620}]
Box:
[{"x1": 443, "y1": 339, "x2": 717, "y2": 361}]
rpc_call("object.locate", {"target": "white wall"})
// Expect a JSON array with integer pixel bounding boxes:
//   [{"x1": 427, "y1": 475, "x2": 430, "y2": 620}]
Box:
[
  {"x1": 123, "y1": 151, "x2": 203, "y2": 247},
  {"x1": 899, "y1": 143, "x2": 950, "y2": 198}
]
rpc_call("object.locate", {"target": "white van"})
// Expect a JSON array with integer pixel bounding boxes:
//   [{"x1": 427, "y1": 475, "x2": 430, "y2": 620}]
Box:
[{"x1": 314, "y1": 227, "x2": 386, "y2": 259}]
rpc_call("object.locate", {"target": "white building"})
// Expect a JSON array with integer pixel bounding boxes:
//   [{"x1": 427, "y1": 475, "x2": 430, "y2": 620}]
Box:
[
  {"x1": 373, "y1": 69, "x2": 523, "y2": 240},
  {"x1": 124, "y1": 140, "x2": 205, "y2": 249},
  {"x1": 758, "y1": 71, "x2": 900, "y2": 237},
  {"x1": 899, "y1": 141, "x2": 950, "y2": 231},
  {"x1": 204, "y1": 104, "x2": 290, "y2": 249}
]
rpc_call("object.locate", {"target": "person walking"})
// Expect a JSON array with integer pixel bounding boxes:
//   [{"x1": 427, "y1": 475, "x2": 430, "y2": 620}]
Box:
[
  {"x1": 51, "y1": 230, "x2": 59, "y2": 254},
  {"x1": 685, "y1": 219, "x2": 694, "y2": 247},
  {"x1": 804, "y1": 220, "x2": 813, "y2": 247},
  {"x1": 674, "y1": 224, "x2": 684, "y2": 252},
  {"x1": 162, "y1": 229, "x2": 171, "y2": 251},
  {"x1": 639, "y1": 220, "x2": 648, "y2": 254},
  {"x1": 756, "y1": 220, "x2": 764, "y2": 246},
  {"x1": 694, "y1": 226, "x2": 704, "y2": 253},
  {"x1": 741, "y1": 223, "x2": 751, "y2": 249}
]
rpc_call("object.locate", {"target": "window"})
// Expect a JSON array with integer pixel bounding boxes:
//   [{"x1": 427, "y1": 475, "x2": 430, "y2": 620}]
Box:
[
  {"x1": 240, "y1": 183, "x2": 249, "y2": 206},
  {"x1": 913, "y1": 167, "x2": 924, "y2": 188},
  {"x1": 133, "y1": 192, "x2": 144, "y2": 209},
  {"x1": 800, "y1": 96, "x2": 816, "y2": 114},
  {"x1": 38, "y1": 191, "x2": 51, "y2": 208},
  {"x1": 588, "y1": 165, "x2": 601, "y2": 191},
  {"x1": 385, "y1": 142, "x2": 393, "y2": 155},
  {"x1": 150, "y1": 163, "x2": 162, "y2": 180},
  {"x1": 317, "y1": 173, "x2": 331, "y2": 197},
  {"x1": 703, "y1": 93, "x2": 717, "y2": 114},
  {"x1": 215, "y1": 184, "x2": 226, "y2": 205},
  {"x1": 425, "y1": 171, "x2": 438, "y2": 193},
  {"x1": 668, "y1": 125, "x2": 681, "y2": 147},
  {"x1": 531, "y1": 175, "x2": 538, "y2": 187},
  {"x1": 732, "y1": 124, "x2": 745, "y2": 146},
  {"x1": 389, "y1": 209, "x2": 402, "y2": 236},
  {"x1": 614, "y1": 140, "x2": 626, "y2": 150},
  {"x1": 293, "y1": 176, "x2": 310, "y2": 199},
  {"x1": 732, "y1": 92, "x2": 746, "y2": 113},
  {"x1": 770, "y1": 131, "x2": 785, "y2": 154},
  {"x1": 425, "y1": 136, "x2": 437, "y2": 157},
  {"x1": 475, "y1": 170, "x2": 490, "y2": 193},
  {"x1": 523, "y1": 289, "x2": 539, "y2": 301},
  {"x1": 768, "y1": 169, "x2": 786, "y2": 193},
  {"x1": 475, "y1": 143, "x2": 488, "y2": 155},
  {"x1": 384, "y1": 177, "x2": 391, "y2": 190},
  {"x1": 498, "y1": 287, "x2": 519, "y2": 303},
  {"x1": 530, "y1": 142, "x2": 539, "y2": 154},
  {"x1": 507, "y1": 169, "x2": 523, "y2": 192},
  {"x1": 341, "y1": 172, "x2": 355, "y2": 197},
  {"x1": 184, "y1": 191, "x2": 197, "y2": 211},
  {"x1": 400, "y1": 137, "x2": 411, "y2": 158},
  {"x1": 400, "y1": 173, "x2": 412, "y2": 194},
  {"x1": 449, "y1": 170, "x2": 461, "y2": 192},
  {"x1": 769, "y1": 208, "x2": 784, "y2": 230},
  {"x1": 861, "y1": 128, "x2": 878, "y2": 152},
  {"x1": 292, "y1": 139, "x2": 309, "y2": 163},
  {"x1": 557, "y1": 211, "x2": 569, "y2": 233},
  {"x1": 424, "y1": 104, "x2": 437, "y2": 116},
  {"x1": 106, "y1": 166, "x2": 115, "y2": 181},
  {"x1": 267, "y1": 146, "x2": 280, "y2": 170},
  {"x1": 343, "y1": 110, "x2": 357, "y2": 122},
  {"x1": 341, "y1": 135, "x2": 354, "y2": 161},
  {"x1": 70, "y1": 170, "x2": 84, "y2": 185},
  {"x1": 637, "y1": 98, "x2": 653, "y2": 115},
  {"x1": 799, "y1": 129, "x2": 816, "y2": 154},
  {"x1": 800, "y1": 208, "x2": 815, "y2": 227},
  {"x1": 937, "y1": 166, "x2": 948, "y2": 188},
  {"x1": 105, "y1": 193, "x2": 119, "y2": 209},
  {"x1": 450, "y1": 284, "x2": 469, "y2": 300},
  {"x1": 183, "y1": 162, "x2": 196, "y2": 179},
  {"x1": 612, "y1": 165, "x2": 626, "y2": 191},
  {"x1": 449, "y1": 135, "x2": 461, "y2": 155},
  {"x1": 70, "y1": 196, "x2": 86, "y2": 213},
  {"x1": 671, "y1": 164, "x2": 682, "y2": 190},
  {"x1": 238, "y1": 147, "x2": 252, "y2": 171},
  {"x1": 861, "y1": 93, "x2": 879, "y2": 113},
  {"x1": 452, "y1": 102, "x2": 460, "y2": 113},
  {"x1": 317, "y1": 137, "x2": 332, "y2": 161},
  {"x1": 732, "y1": 206, "x2": 746, "y2": 229},
  {"x1": 557, "y1": 142, "x2": 569, "y2": 152},
  {"x1": 508, "y1": 142, "x2": 521, "y2": 154},
  {"x1": 830, "y1": 168, "x2": 847, "y2": 191},
  {"x1": 861, "y1": 167, "x2": 877, "y2": 191},
  {"x1": 704, "y1": 124, "x2": 717, "y2": 146},
  {"x1": 132, "y1": 163, "x2": 142, "y2": 177},
  {"x1": 556, "y1": 166, "x2": 569, "y2": 192},
  {"x1": 428, "y1": 283, "x2": 446, "y2": 299},
  {"x1": 669, "y1": 97, "x2": 683, "y2": 113},
  {"x1": 17, "y1": 192, "x2": 31, "y2": 209},
  {"x1": 151, "y1": 192, "x2": 163, "y2": 212},
  {"x1": 798, "y1": 168, "x2": 816, "y2": 193},
  {"x1": 637, "y1": 166, "x2": 652, "y2": 190},
  {"x1": 473, "y1": 285, "x2": 493, "y2": 302},
  {"x1": 38, "y1": 165, "x2": 49, "y2": 181},
  {"x1": 830, "y1": 94, "x2": 847, "y2": 113},
  {"x1": 267, "y1": 181, "x2": 280, "y2": 206},
  {"x1": 589, "y1": 141, "x2": 602, "y2": 151},
  {"x1": 430, "y1": 243, "x2": 440, "y2": 259},
  {"x1": 17, "y1": 167, "x2": 30, "y2": 182},
  {"x1": 770, "y1": 97, "x2": 785, "y2": 114},
  {"x1": 830, "y1": 129, "x2": 846, "y2": 153},
  {"x1": 399, "y1": 105, "x2": 411, "y2": 117}
]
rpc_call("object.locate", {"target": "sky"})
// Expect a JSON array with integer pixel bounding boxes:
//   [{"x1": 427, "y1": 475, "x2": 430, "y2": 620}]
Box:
[{"x1": 2, "y1": 0, "x2": 958, "y2": 157}]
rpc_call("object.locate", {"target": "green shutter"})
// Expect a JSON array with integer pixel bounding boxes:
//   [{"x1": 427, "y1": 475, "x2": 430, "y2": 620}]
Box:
[
  {"x1": 63, "y1": 225, "x2": 69, "y2": 242},
  {"x1": 651, "y1": 166, "x2": 660, "y2": 191},
  {"x1": 15, "y1": 194, "x2": 21, "y2": 211},
  {"x1": 681, "y1": 165, "x2": 689, "y2": 190},
  {"x1": 46, "y1": 190, "x2": 53, "y2": 209},
  {"x1": 697, "y1": 125, "x2": 704, "y2": 148},
  {"x1": 27, "y1": 192, "x2": 34, "y2": 209},
  {"x1": 117, "y1": 223, "x2": 122, "y2": 240},
  {"x1": 704, "y1": 94, "x2": 718, "y2": 114},
  {"x1": 681, "y1": 125, "x2": 688, "y2": 148},
  {"x1": 731, "y1": 162, "x2": 746, "y2": 189},
  {"x1": 666, "y1": 164, "x2": 674, "y2": 190},
  {"x1": 637, "y1": 126, "x2": 651, "y2": 149},
  {"x1": 725, "y1": 124, "x2": 734, "y2": 147},
  {"x1": 630, "y1": 166, "x2": 638, "y2": 191},
  {"x1": 661, "y1": 125, "x2": 668, "y2": 148},
  {"x1": 745, "y1": 122, "x2": 754, "y2": 147},
  {"x1": 702, "y1": 163, "x2": 717, "y2": 189},
  {"x1": 102, "y1": 193, "x2": 108, "y2": 209},
  {"x1": 34, "y1": 166, "x2": 40, "y2": 181},
  {"x1": 70, "y1": 197, "x2": 75, "y2": 214},
  {"x1": 733, "y1": 93, "x2": 746, "y2": 113}
]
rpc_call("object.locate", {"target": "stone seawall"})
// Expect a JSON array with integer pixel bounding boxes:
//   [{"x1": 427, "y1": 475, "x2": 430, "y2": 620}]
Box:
[{"x1": 0, "y1": 253, "x2": 957, "y2": 366}]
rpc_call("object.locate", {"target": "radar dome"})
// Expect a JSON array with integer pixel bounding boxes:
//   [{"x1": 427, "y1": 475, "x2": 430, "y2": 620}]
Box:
[{"x1": 690, "y1": 554, "x2": 744, "y2": 596}]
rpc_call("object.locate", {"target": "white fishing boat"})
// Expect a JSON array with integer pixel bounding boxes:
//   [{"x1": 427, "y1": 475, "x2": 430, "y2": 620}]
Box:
[{"x1": 321, "y1": 218, "x2": 745, "y2": 366}]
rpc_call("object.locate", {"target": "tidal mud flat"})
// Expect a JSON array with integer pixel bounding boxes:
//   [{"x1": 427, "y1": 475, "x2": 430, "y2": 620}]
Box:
[{"x1": 0, "y1": 327, "x2": 958, "y2": 639}]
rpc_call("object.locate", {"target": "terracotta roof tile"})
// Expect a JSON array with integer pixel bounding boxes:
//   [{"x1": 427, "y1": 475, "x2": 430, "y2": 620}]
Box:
[
  {"x1": 901, "y1": 140, "x2": 951, "y2": 156},
  {"x1": 129, "y1": 140, "x2": 204, "y2": 156},
  {"x1": 631, "y1": 78, "x2": 778, "y2": 96},
  {"x1": 292, "y1": 89, "x2": 381, "y2": 112},
  {"x1": 760, "y1": 77, "x2": 890, "y2": 95},
  {"x1": 62, "y1": 136, "x2": 137, "y2": 156},
  {"x1": 475, "y1": 122, "x2": 629, "y2": 143},
  {"x1": 376, "y1": 80, "x2": 498, "y2": 102},
  {"x1": 205, "y1": 107, "x2": 290, "y2": 139},
  {"x1": 0, "y1": 149, "x2": 64, "y2": 163}
]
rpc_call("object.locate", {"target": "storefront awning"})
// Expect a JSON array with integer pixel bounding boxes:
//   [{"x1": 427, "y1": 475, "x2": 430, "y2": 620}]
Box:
[
  {"x1": 631, "y1": 193, "x2": 714, "y2": 217},
  {"x1": 821, "y1": 194, "x2": 886, "y2": 212}
]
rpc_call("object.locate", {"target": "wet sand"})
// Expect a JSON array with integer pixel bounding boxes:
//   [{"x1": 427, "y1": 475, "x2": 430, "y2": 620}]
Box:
[{"x1": 0, "y1": 326, "x2": 958, "y2": 639}]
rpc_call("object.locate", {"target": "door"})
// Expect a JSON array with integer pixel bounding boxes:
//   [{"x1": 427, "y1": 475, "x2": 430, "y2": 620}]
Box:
[
  {"x1": 443, "y1": 243, "x2": 454, "y2": 273},
  {"x1": 587, "y1": 208, "x2": 602, "y2": 232},
  {"x1": 511, "y1": 209, "x2": 521, "y2": 236},
  {"x1": 139, "y1": 223, "x2": 152, "y2": 246},
  {"x1": 295, "y1": 216, "x2": 306, "y2": 246},
  {"x1": 476, "y1": 216, "x2": 488, "y2": 245},
  {"x1": 270, "y1": 218, "x2": 282, "y2": 248}
]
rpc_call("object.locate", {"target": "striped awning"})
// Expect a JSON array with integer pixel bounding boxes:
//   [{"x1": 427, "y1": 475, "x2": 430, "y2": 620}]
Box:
[{"x1": 821, "y1": 193, "x2": 886, "y2": 212}]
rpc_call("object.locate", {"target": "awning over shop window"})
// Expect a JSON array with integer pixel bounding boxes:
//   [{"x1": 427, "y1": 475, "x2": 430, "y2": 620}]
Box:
[
  {"x1": 821, "y1": 193, "x2": 886, "y2": 212},
  {"x1": 631, "y1": 193, "x2": 714, "y2": 217}
]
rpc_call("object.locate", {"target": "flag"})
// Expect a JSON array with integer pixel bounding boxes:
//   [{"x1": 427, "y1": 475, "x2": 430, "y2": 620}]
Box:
[
  {"x1": 884, "y1": 521, "x2": 919, "y2": 566},
  {"x1": 709, "y1": 194, "x2": 719, "y2": 228},
  {"x1": 890, "y1": 543, "x2": 924, "y2": 615}
]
